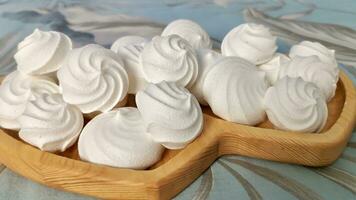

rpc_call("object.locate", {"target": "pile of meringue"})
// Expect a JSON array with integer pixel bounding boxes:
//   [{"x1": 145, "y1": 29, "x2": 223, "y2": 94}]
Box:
[{"x1": 0, "y1": 19, "x2": 339, "y2": 169}]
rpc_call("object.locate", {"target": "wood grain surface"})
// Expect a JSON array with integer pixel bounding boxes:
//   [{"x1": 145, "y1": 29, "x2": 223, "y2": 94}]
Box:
[{"x1": 0, "y1": 71, "x2": 355, "y2": 200}]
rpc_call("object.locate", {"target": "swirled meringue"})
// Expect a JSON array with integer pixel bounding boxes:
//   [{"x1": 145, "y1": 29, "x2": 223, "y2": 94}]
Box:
[
  {"x1": 0, "y1": 71, "x2": 59, "y2": 130},
  {"x1": 78, "y1": 107, "x2": 164, "y2": 169},
  {"x1": 190, "y1": 49, "x2": 222, "y2": 105},
  {"x1": 264, "y1": 77, "x2": 328, "y2": 133},
  {"x1": 140, "y1": 35, "x2": 199, "y2": 88},
  {"x1": 289, "y1": 41, "x2": 338, "y2": 68},
  {"x1": 57, "y1": 44, "x2": 129, "y2": 114},
  {"x1": 111, "y1": 35, "x2": 148, "y2": 52},
  {"x1": 18, "y1": 93, "x2": 83, "y2": 152},
  {"x1": 136, "y1": 81, "x2": 203, "y2": 149},
  {"x1": 14, "y1": 29, "x2": 72, "y2": 75},
  {"x1": 279, "y1": 55, "x2": 338, "y2": 101},
  {"x1": 162, "y1": 19, "x2": 212, "y2": 49},
  {"x1": 221, "y1": 23, "x2": 277, "y2": 65},
  {"x1": 203, "y1": 57, "x2": 268, "y2": 125},
  {"x1": 111, "y1": 36, "x2": 148, "y2": 94},
  {"x1": 259, "y1": 53, "x2": 290, "y2": 85}
]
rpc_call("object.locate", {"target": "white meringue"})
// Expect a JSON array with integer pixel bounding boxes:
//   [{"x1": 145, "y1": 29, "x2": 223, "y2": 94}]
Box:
[
  {"x1": 140, "y1": 35, "x2": 199, "y2": 88},
  {"x1": 136, "y1": 81, "x2": 203, "y2": 149},
  {"x1": 111, "y1": 36, "x2": 148, "y2": 94},
  {"x1": 289, "y1": 41, "x2": 338, "y2": 68},
  {"x1": 221, "y1": 23, "x2": 277, "y2": 65},
  {"x1": 0, "y1": 71, "x2": 59, "y2": 130},
  {"x1": 18, "y1": 93, "x2": 83, "y2": 152},
  {"x1": 279, "y1": 55, "x2": 338, "y2": 101},
  {"x1": 162, "y1": 19, "x2": 212, "y2": 49},
  {"x1": 111, "y1": 35, "x2": 148, "y2": 52},
  {"x1": 203, "y1": 57, "x2": 268, "y2": 125},
  {"x1": 57, "y1": 44, "x2": 129, "y2": 114},
  {"x1": 14, "y1": 29, "x2": 72, "y2": 75},
  {"x1": 190, "y1": 49, "x2": 222, "y2": 105},
  {"x1": 259, "y1": 53, "x2": 290, "y2": 85},
  {"x1": 78, "y1": 107, "x2": 164, "y2": 169},
  {"x1": 264, "y1": 77, "x2": 328, "y2": 133}
]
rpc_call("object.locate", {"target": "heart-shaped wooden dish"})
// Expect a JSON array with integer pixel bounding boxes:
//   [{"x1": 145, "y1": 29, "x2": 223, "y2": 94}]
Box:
[{"x1": 0, "y1": 71, "x2": 355, "y2": 200}]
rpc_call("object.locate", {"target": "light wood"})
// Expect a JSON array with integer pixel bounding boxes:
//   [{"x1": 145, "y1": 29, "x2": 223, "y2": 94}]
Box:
[{"x1": 0, "y1": 71, "x2": 355, "y2": 200}]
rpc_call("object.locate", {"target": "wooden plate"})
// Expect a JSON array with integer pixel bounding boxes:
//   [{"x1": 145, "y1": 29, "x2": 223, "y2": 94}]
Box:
[{"x1": 0, "y1": 71, "x2": 355, "y2": 200}]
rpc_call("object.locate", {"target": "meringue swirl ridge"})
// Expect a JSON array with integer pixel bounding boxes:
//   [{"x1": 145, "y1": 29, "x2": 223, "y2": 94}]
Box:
[
  {"x1": 0, "y1": 71, "x2": 59, "y2": 129},
  {"x1": 203, "y1": 57, "x2": 268, "y2": 125},
  {"x1": 279, "y1": 55, "x2": 338, "y2": 101},
  {"x1": 18, "y1": 94, "x2": 83, "y2": 152},
  {"x1": 264, "y1": 77, "x2": 328, "y2": 133},
  {"x1": 79, "y1": 107, "x2": 163, "y2": 169},
  {"x1": 111, "y1": 36, "x2": 148, "y2": 94},
  {"x1": 162, "y1": 19, "x2": 212, "y2": 49},
  {"x1": 221, "y1": 23, "x2": 277, "y2": 64},
  {"x1": 190, "y1": 49, "x2": 222, "y2": 105},
  {"x1": 140, "y1": 35, "x2": 198, "y2": 88},
  {"x1": 136, "y1": 81, "x2": 203, "y2": 149},
  {"x1": 289, "y1": 41, "x2": 337, "y2": 68},
  {"x1": 15, "y1": 29, "x2": 72, "y2": 75},
  {"x1": 58, "y1": 44, "x2": 129, "y2": 113}
]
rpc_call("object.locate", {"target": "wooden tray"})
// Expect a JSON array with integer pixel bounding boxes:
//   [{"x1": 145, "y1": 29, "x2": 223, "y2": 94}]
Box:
[{"x1": 0, "y1": 71, "x2": 355, "y2": 200}]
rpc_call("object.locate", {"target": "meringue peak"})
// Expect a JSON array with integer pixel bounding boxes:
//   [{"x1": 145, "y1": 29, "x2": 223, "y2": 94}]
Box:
[
  {"x1": 221, "y1": 23, "x2": 277, "y2": 65},
  {"x1": 140, "y1": 35, "x2": 198, "y2": 88},
  {"x1": 264, "y1": 77, "x2": 328, "y2": 133},
  {"x1": 136, "y1": 81, "x2": 203, "y2": 149},
  {"x1": 15, "y1": 29, "x2": 72, "y2": 75},
  {"x1": 162, "y1": 19, "x2": 212, "y2": 49},
  {"x1": 58, "y1": 44, "x2": 129, "y2": 113}
]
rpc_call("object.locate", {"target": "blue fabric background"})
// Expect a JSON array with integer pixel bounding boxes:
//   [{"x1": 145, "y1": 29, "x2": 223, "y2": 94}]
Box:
[{"x1": 0, "y1": 1, "x2": 355, "y2": 199}]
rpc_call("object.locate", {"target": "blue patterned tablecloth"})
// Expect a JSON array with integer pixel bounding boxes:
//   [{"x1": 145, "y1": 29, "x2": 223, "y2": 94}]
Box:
[{"x1": 0, "y1": 0, "x2": 355, "y2": 199}]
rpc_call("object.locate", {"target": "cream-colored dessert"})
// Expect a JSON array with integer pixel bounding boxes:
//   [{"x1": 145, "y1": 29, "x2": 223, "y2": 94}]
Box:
[
  {"x1": 78, "y1": 107, "x2": 164, "y2": 169},
  {"x1": 0, "y1": 20, "x2": 340, "y2": 163},
  {"x1": 111, "y1": 36, "x2": 149, "y2": 94},
  {"x1": 264, "y1": 77, "x2": 328, "y2": 133},
  {"x1": 111, "y1": 35, "x2": 148, "y2": 51},
  {"x1": 289, "y1": 40, "x2": 339, "y2": 85},
  {"x1": 190, "y1": 49, "x2": 222, "y2": 105},
  {"x1": 279, "y1": 55, "x2": 338, "y2": 101},
  {"x1": 162, "y1": 19, "x2": 212, "y2": 49},
  {"x1": 18, "y1": 93, "x2": 83, "y2": 152},
  {"x1": 136, "y1": 81, "x2": 203, "y2": 149},
  {"x1": 14, "y1": 29, "x2": 72, "y2": 75},
  {"x1": 140, "y1": 35, "x2": 199, "y2": 88},
  {"x1": 221, "y1": 23, "x2": 277, "y2": 65},
  {"x1": 203, "y1": 57, "x2": 268, "y2": 125},
  {"x1": 259, "y1": 53, "x2": 290, "y2": 85},
  {"x1": 0, "y1": 71, "x2": 60, "y2": 130},
  {"x1": 289, "y1": 41, "x2": 338, "y2": 69},
  {"x1": 57, "y1": 44, "x2": 129, "y2": 114}
]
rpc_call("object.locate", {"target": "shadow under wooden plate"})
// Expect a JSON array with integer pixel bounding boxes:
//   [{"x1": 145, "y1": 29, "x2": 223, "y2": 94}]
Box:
[{"x1": 0, "y1": 71, "x2": 355, "y2": 200}]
